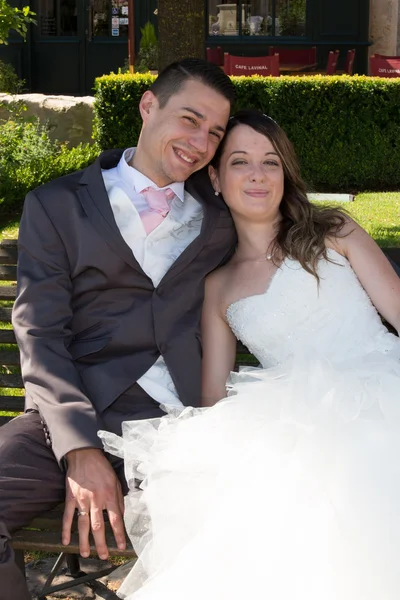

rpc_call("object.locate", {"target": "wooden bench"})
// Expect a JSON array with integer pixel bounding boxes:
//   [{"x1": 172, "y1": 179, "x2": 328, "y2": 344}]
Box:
[{"x1": 0, "y1": 238, "x2": 258, "y2": 599}]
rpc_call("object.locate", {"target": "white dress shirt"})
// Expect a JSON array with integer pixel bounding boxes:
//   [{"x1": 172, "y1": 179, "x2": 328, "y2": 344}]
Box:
[{"x1": 102, "y1": 148, "x2": 204, "y2": 407}]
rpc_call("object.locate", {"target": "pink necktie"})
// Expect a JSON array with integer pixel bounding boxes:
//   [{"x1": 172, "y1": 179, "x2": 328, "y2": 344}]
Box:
[{"x1": 140, "y1": 187, "x2": 175, "y2": 234}]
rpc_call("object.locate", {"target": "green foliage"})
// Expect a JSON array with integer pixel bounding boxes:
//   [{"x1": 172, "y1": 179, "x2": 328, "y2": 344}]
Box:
[
  {"x1": 0, "y1": 60, "x2": 24, "y2": 93},
  {"x1": 93, "y1": 73, "x2": 400, "y2": 191},
  {"x1": 0, "y1": 107, "x2": 99, "y2": 213},
  {"x1": 277, "y1": 0, "x2": 306, "y2": 36},
  {"x1": 140, "y1": 21, "x2": 157, "y2": 51},
  {"x1": 93, "y1": 73, "x2": 156, "y2": 149},
  {"x1": 135, "y1": 46, "x2": 158, "y2": 73},
  {"x1": 0, "y1": 1, "x2": 36, "y2": 44},
  {"x1": 135, "y1": 21, "x2": 158, "y2": 73}
]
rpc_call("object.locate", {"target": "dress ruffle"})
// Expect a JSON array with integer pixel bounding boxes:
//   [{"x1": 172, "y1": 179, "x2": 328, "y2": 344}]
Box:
[{"x1": 99, "y1": 344, "x2": 400, "y2": 599}]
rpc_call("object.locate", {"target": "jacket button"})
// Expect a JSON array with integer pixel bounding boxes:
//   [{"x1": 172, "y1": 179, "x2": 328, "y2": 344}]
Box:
[{"x1": 159, "y1": 343, "x2": 167, "y2": 354}]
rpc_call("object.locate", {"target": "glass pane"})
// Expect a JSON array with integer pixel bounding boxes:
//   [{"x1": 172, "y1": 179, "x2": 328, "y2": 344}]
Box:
[
  {"x1": 208, "y1": 0, "x2": 307, "y2": 37},
  {"x1": 111, "y1": 0, "x2": 129, "y2": 38},
  {"x1": 38, "y1": 0, "x2": 57, "y2": 36},
  {"x1": 208, "y1": 1, "x2": 241, "y2": 36},
  {"x1": 275, "y1": 0, "x2": 306, "y2": 36},
  {"x1": 92, "y1": 0, "x2": 129, "y2": 38},
  {"x1": 244, "y1": 1, "x2": 271, "y2": 36},
  {"x1": 60, "y1": 0, "x2": 77, "y2": 36},
  {"x1": 93, "y1": 0, "x2": 109, "y2": 36}
]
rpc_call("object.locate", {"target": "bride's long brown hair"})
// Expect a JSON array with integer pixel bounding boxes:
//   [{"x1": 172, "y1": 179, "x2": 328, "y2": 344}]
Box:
[{"x1": 210, "y1": 110, "x2": 350, "y2": 280}]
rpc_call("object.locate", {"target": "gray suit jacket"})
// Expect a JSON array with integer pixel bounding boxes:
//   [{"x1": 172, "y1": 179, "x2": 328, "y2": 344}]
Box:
[{"x1": 12, "y1": 150, "x2": 237, "y2": 461}]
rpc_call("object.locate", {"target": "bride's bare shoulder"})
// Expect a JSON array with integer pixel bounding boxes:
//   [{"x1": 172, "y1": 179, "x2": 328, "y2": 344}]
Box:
[{"x1": 205, "y1": 263, "x2": 236, "y2": 303}]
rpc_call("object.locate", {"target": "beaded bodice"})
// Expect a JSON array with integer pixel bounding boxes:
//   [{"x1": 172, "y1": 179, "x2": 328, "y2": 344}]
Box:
[{"x1": 226, "y1": 249, "x2": 398, "y2": 368}]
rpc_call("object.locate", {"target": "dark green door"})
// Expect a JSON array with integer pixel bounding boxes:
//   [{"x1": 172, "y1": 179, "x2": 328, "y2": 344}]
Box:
[
  {"x1": 30, "y1": 0, "x2": 130, "y2": 95},
  {"x1": 84, "y1": 0, "x2": 129, "y2": 94},
  {"x1": 31, "y1": 0, "x2": 82, "y2": 94}
]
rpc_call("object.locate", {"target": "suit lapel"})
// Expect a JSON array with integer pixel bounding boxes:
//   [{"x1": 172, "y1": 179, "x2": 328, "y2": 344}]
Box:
[{"x1": 77, "y1": 151, "x2": 147, "y2": 275}]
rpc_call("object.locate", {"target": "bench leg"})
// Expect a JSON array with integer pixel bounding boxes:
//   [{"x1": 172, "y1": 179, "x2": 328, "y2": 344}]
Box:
[
  {"x1": 38, "y1": 551, "x2": 117, "y2": 598},
  {"x1": 38, "y1": 552, "x2": 66, "y2": 599},
  {"x1": 66, "y1": 552, "x2": 84, "y2": 578},
  {"x1": 14, "y1": 548, "x2": 26, "y2": 578}
]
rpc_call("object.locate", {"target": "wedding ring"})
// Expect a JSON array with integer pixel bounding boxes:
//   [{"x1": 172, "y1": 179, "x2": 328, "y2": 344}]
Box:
[{"x1": 77, "y1": 511, "x2": 89, "y2": 517}]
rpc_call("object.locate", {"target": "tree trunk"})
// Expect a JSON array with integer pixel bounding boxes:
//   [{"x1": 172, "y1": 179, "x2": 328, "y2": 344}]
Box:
[{"x1": 158, "y1": 0, "x2": 205, "y2": 71}]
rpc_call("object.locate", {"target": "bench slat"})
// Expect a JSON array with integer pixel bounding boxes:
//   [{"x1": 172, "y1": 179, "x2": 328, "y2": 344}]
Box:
[
  {"x1": 0, "y1": 415, "x2": 14, "y2": 425},
  {"x1": 11, "y1": 529, "x2": 136, "y2": 557},
  {"x1": 0, "y1": 372, "x2": 23, "y2": 388},
  {"x1": 29, "y1": 510, "x2": 122, "y2": 532},
  {"x1": 0, "y1": 247, "x2": 18, "y2": 264},
  {"x1": 0, "y1": 266, "x2": 16, "y2": 281},
  {"x1": 385, "y1": 248, "x2": 400, "y2": 264},
  {"x1": 0, "y1": 286, "x2": 16, "y2": 301},
  {"x1": 0, "y1": 396, "x2": 24, "y2": 411},
  {"x1": 236, "y1": 342, "x2": 251, "y2": 354},
  {"x1": 0, "y1": 307, "x2": 12, "y2": 322},
  {"x1": 0, "y1": 239, "x2": 18, "y2": 247},
  {"x1": 0, "y1": 330, "x2": 16, "y2": 343},
  {"x1": 236, "y1": 357, "x2": 259, "y2": 366},
  {"x1": 0, "y1": 349, "x2": 20, "y2": 366}
]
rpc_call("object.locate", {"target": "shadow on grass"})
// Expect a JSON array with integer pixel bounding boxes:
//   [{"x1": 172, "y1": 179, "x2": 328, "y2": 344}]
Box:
[
  {"x1": 373, "y1": 226, "x2": 400, "y2": 249},
  {"x1": 0, "y1": 210, "x2": 21, "y2": 239}
]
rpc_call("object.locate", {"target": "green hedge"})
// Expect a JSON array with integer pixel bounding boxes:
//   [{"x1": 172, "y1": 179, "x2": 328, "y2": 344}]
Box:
[
  {"x1": 93, "y1": 74, "x2": 400, "y2": 192},
  {"x1": 0, "y1": 111, "x2": 99, "y2": 214}
]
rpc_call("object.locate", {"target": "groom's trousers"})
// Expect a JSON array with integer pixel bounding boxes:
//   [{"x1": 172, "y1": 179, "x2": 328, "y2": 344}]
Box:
[{"x1": 0, "y1": 384, "x2": 164, "y2": 600}]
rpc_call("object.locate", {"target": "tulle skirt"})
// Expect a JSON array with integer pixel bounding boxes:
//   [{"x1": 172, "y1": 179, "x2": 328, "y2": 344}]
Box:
[{"x1": 99, "y1": 346, "x2": 400, "y2": 599}]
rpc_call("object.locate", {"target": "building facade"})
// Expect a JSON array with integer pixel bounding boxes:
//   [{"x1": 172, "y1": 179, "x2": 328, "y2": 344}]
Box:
[{"x1": 0, "y1": 0, "x2": 399, "y2": 96}]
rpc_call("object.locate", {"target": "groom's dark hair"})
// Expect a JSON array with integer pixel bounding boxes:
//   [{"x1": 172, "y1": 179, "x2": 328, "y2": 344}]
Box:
[{"x1": 149, "y1": 58, "x2": 236, "y2": 109}]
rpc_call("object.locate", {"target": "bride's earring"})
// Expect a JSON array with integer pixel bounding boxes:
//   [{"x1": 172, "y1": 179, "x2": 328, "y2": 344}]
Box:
[{"x1": 214, "y1": 191, "x2": 220, "y2": 196}]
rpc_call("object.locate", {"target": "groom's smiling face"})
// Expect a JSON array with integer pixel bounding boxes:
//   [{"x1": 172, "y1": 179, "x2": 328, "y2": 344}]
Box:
[
  {"x1": 136, "y1": 79, "x2": 230, "y2": 188},
  {"x1": 210, "y1": 124, "x2": 285, "y2": 221}
]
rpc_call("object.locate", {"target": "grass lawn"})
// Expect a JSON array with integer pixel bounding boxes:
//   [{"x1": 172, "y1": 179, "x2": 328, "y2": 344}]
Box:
[{"x1": 333, "y1": 192, "x2": 400, "y2": 248}]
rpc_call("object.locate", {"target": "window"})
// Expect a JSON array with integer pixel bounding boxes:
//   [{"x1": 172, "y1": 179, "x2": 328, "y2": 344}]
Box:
[
  {"x1": 38, "y1": 0, "x2": 77, "y2": 36},
  {"x1": 92, "y1": 0, "x2": 129, "y2": 38},
  {"x1": 208, "y1": 0, "x2": 306, "y2": 37}
]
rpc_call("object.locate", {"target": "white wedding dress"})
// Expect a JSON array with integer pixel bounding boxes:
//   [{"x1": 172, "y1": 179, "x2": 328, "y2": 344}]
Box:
[{"x1": 100, "y1": 249, "x2": 400, "y2": 600}]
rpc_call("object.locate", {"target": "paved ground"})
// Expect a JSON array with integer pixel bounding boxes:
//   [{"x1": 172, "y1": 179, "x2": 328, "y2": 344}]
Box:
[{"x1": 27, "y1": 557, "x2": 135, "y2": 600}]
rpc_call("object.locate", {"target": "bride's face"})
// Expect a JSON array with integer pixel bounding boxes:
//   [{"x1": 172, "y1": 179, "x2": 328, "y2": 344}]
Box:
[{"x1": 209, "y1": 124, "x2": 284, "y2": 221}]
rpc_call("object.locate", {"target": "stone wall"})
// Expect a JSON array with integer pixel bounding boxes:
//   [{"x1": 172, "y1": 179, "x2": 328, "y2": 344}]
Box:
[
  {"x1": 369, "y1": 0, "x2": 399, "y2": 60},
  {"x1": 0, "y1": 93, "x2": 95, "y2": 146},
  {"x1": 398, "y1": 1, "x2": 400, "y2": 53}
]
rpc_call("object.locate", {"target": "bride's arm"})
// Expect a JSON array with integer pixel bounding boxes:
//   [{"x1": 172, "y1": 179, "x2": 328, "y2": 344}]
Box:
[
  {"x1": 201, "y1": 273, "x2": 237, "y2": 407},
  {"x1": 332, "y1": 219, "x2": 400, "y2": 334}
]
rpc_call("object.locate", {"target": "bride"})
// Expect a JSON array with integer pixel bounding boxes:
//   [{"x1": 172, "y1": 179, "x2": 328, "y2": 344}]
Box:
[{"x1": 100, "y1": 110, "x2": 400, "y2": 599}]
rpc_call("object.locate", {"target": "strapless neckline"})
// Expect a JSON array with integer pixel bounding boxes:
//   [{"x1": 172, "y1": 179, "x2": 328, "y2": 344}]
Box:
[
  {"x1": 226, "y1": 248, "x2": 346, "y2": 319},
  {"x1": 226, "y1": 259, "x2": 286, "y2": 319}
]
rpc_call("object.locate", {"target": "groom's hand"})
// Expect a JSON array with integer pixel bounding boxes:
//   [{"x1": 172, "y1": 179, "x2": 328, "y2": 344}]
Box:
[{"x1": 62, "y1": 448, "x2": 126, "y2": 560}]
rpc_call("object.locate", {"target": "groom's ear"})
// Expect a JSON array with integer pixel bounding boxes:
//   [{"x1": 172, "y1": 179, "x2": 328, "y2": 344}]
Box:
[
  {"x1": 208, "y1": 165, "x2": 220, "y2": 194},
  {"x1": 139, "y1": 90, "x2": 158, "y2": 124}
]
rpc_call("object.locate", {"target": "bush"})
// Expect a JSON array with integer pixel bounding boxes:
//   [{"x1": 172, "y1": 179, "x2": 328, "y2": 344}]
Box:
[
  {"x1": 0, "y1": 1, "x2": 36, "y2": 45},
  {"x1": 93, "y1": 73, "x2": 155, "y2": 150},
  {"x1": 0, "y1": 60, "x2": 24, "y2": 93},
  {"x1": 93, "y1": 74, "x2": 400, "y2": 191},
  {"x1": 0, "y1": 109, "x2": 99, "y2": 214},
  {"x1": 135, "y1": 21, "x2": 158, "y2": 73}
]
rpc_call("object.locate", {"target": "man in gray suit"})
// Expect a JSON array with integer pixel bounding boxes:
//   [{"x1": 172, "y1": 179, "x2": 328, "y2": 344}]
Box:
[{"x1": 0, "y1": 58, "x2": 237, "y2": 599}]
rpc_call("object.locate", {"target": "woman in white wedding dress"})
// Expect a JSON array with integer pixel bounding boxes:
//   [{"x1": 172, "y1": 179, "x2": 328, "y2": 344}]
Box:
[{"x1": 100, "y1": 110, "x2": 400, "y2": 600}]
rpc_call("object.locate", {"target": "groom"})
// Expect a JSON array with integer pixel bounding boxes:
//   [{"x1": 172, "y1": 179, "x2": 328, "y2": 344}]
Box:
[{"x1": 0, "y1": 58, "x2": 237, "y2": 599}]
